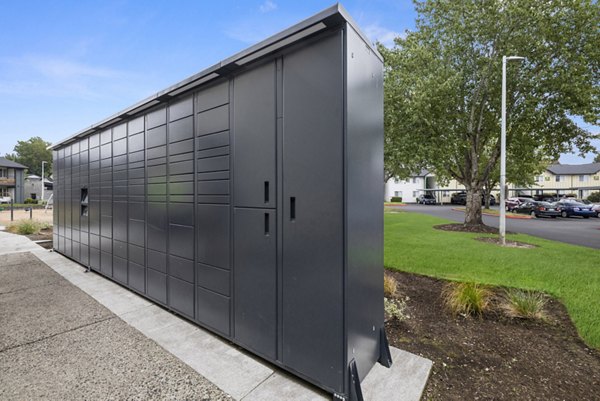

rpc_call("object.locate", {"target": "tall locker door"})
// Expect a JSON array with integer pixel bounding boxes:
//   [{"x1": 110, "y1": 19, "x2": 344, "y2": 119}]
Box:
[
  {"x1": 233, "y1": 61, "x2": 276, "y2": 208},
  {"x1": 281, "y1": 31, "x2": 345, "y2": 392},
  {"x1": 233, "y1": 61, "x2": 277, "y2": 359},
  {"x1": 233, "y1": 208, "x2": 276, "y2": 358}
]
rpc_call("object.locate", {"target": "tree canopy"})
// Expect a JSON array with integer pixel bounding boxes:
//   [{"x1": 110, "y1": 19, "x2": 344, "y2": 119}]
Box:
[
  {"x1": 381, "y1": 0, "x2": 599, "y2": 225},
  {"x1": 5, "y1": 137, "x2": 53, "y2": 177}
]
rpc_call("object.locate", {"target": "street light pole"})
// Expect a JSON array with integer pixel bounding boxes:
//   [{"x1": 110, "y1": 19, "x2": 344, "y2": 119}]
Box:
[
  {"x1": 500, "y1": 55, "x2": 524, "y2": 246},
  {"x1": 41, "y1": 161, "x2": 47, "y2": 203}
]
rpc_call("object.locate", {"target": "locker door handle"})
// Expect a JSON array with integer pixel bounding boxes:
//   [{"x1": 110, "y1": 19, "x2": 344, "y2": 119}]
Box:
[
  {"x1": 290, "y1": 197, "x2": 296, "y2": 221},
  {"x1": 264, "y1": 181, "x2": 269, "y2": 203},
  {"x1": 264, "y1": 213, "x2": 270, "y2": 236}
]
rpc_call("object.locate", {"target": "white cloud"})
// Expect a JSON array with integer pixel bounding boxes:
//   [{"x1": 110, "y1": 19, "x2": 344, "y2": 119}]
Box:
[
  {"x1": 363, "y1": 24, "x2": 403, "y2": 48},
  {"x1": 259, "y1": 1, "x2": 277, "y2": 13},
  {"x1": 0, "y1": 55, "x2": 134, "y2": 99}
]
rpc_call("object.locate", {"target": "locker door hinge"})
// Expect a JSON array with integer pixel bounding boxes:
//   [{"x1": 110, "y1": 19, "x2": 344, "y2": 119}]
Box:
[{"x1": 378, "y1": 326, "x2": 393, "y2": 368}]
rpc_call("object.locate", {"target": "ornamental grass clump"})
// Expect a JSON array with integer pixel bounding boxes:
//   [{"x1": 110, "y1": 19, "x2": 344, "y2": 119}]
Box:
[
  {"x1": 384, "y1": 273, "x2": 398, "y2": 298},
  {"x1": 7, "y1": 220, "x2": 41, "y2": 235},
  {"x1": 442, "y1": 282, "x2": 491, "y2": 317},
  {"x1": 502, "y1": 289, "x2": 547, "y2": 320}
]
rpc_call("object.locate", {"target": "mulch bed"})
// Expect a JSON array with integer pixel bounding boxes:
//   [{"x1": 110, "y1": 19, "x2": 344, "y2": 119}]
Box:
[
  {"x1": 385, "y1": 270, "x2": 600, "y2": 400},
  {"x1": 25, "y1": 229, "x2": 53, "y2": 249},
  {"x1": 475, "y1": 237, "x2": 537, "y2": 248},
  {"x1": 434, "y1": 223, "x2": 514, "y2": 235}
]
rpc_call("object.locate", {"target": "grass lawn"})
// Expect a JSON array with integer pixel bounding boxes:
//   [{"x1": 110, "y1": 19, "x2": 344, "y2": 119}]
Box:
[{"x1": 384, "y1": 211, "x2": 600, "y2": 349}]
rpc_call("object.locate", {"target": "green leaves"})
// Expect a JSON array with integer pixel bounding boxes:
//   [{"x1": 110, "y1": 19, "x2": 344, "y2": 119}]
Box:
[
  {"x1": 6, "y1": 136, "x2": 53, "y2": 177},
  {"x1": 383, "y1": 0, "x2": 599, "y2": 223}
]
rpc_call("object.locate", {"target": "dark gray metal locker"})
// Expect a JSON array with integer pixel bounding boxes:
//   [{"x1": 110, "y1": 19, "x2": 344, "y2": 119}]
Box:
[
  {"x1": 233, "y1": 61, "x2": 276, "y2": 209},
  {"x1": 281, "y1": 30, "x2": 345, "y2": 391},
  {"x1": 234, "y1": 208, "x2": 277, "y2": 359},
  {"x1": 51, "y1": 6, "x2": 388, "y2": 400}
]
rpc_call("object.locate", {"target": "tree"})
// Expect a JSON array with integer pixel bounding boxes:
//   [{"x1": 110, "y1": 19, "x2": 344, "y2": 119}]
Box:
[
  {"x1": 594, "y1": 153, "x2": 600, "y2": 163},
  {"x1": 381, "y1": 0, "x2": 599, "y2": 226},
  {"x1": 5, "y1": 137, "x2": 53, "y2": 177}
]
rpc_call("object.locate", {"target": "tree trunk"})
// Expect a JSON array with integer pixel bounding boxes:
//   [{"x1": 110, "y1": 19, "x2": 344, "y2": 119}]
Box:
[
  {"x1": 464, "y1": 186, "x2": 484, "y2": 226},
  {"x1": 483, "y1": 184, "x2": 491, "y2": 210}
]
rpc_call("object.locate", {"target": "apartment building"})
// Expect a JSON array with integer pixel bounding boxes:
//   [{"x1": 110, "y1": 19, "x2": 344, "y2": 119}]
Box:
[
  {"x1": 0, "y1": 157, "x2": 27, "y2": 203},
  {"x1": 385, "y1": 163, "x2": 600, "y2": 202}
]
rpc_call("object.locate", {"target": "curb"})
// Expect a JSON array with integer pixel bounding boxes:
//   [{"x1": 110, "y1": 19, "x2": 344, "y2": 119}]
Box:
[
  {"x1": 384, "y1": 203, "x2": 407, "y2": 207},
  {"x1": 451, "y1": 208, "x2": 532, "y2": 219}
]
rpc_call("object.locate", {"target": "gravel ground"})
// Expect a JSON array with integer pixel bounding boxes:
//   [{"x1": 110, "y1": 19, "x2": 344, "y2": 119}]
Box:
[{"x1": 0, "y1": 252, "x2": 231, "y2": 401}]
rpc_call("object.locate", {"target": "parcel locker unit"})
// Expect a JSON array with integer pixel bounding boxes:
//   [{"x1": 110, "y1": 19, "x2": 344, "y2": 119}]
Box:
[{"x1": 51, "y1": 5, "x2": 390, "y2": 400}]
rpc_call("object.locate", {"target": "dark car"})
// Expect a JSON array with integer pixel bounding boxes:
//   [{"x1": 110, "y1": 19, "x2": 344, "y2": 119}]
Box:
[
  {"x1": 554, "y1": 201, "x2": 596, "y2": 218},
  {"x1": 450, "y1": 192, "x2": 496, "y2": 206},
  {"x1": 417, "y1": 194, "x2": 436, "y2": 205},
  {"x1": 514, "y1": 201, "x2": 560, "y2": 218}
]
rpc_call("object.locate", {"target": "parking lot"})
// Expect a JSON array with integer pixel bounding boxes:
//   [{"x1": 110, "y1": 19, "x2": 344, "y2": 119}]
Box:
[{"x1": 401, "y1": 204, "x2": 600, "y2": 249}]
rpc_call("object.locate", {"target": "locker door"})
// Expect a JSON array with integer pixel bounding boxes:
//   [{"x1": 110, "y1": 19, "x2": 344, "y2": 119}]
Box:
[
  {"x1": 281, "y1": 31, "x2": 345, "y2": 391},
  {"x1": 233, "y1": 61, "x2": 276, "y2": 208},
  {"x1": 234, "y1": 208, "x2": 276, "y2": 359}
]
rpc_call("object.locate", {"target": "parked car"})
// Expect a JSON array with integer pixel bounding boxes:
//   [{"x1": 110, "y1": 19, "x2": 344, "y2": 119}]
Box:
[
  {"x1": 514, "y1": 201, "x2": 560, "y2": 218},
  {"x1": 417, "y1": 194, "x2": 436, "y2": 205},
  {"x1": 579, "y1": 199, "x2": 600, "y2": 217},
  {"x1": 0, "y1": 196, "x2": 11, "y2": 204},
  {"x1": 553, "y1": 201, "x2": 596, "y2": 218},
  {"x1": 505, "y1": 197, "x2": 532, "y2": 212},
  {"x1": 450, "y1": 192, "x2": 496, "y2": 206}
]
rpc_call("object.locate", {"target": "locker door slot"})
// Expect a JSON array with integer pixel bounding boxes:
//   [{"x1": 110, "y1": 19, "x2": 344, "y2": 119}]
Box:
[
  {"x1": 264, "y1": 213, "x2": 270, "y2": 236},
  {"x1": 264, "y1": 181, "x2": 269, "y2": 204},
  {"x1": 290, "y1": 197, "x2": 296, "y2": 221}
]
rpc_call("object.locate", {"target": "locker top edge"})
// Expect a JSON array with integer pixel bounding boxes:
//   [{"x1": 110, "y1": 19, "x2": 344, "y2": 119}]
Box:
[{"x1": 49, "y1": 3, "x2": 382, "y2": 151}]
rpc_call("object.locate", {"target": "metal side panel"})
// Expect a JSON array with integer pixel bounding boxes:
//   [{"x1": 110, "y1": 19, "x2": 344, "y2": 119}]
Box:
[
  {"x1": 345, "y1": 24, "x2": 386, "y2": 384},
  {"x1": 281, "y1": 30, "x2": 345, "y2": 393},
  {"x1": 233, "y1": 207, "x2": 277, "y2": 360},
  {"x1": 233, "y1": 61, "x2": 277, "y2": 209}
]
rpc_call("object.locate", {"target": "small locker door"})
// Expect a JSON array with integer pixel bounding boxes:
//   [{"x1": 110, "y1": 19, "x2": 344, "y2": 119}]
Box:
[
  {"x1": 281, "y1": 31, "x2": 345, "y2": 391},
  {"x1": 233, "y1": 208, "x2": 277, "y2": 359}
]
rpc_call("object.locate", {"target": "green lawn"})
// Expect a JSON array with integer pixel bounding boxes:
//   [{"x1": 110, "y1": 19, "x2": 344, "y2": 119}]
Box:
[{"x1": 384, "y1": 211, "x2": 600, "y2": 349}]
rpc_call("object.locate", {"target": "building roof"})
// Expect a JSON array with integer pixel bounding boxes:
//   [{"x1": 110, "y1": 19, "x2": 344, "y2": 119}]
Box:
[
  {"x1": 50, "y1": 4, "x2": 381, "y2": 150},
  {"x1": 0, "y1": 157, "x2": 27, "y2": 169},
  {"x1": 547, "y1": 163, "x2": 600, "y2": 175}
]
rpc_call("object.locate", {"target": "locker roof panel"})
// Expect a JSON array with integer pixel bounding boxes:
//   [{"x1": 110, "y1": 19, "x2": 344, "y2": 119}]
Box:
[{"x1": 50, "y1": 3, "x2": 381, "y2": 150}]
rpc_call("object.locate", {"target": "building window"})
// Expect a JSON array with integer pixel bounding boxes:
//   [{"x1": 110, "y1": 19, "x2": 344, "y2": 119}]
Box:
[
  {"x1": 443, "y1": 191, "x2": 449, "y2": 197},
  {"x1": 0, "y1": 188, "x2": 9, "y2": 197},
  {"x1": 555, "y1": 175, "x2": 561, "y2": 182},
  {"x1": 579, "y1": 175, "x2": 586, "y2": 182},
  {"x1": 412, "y1": 191, "x2": 418, "y2": 198},
  {"x1": 0, "y1": 168, "x2": 7, "y2": 178},
  {"x1": 412, "y1": 177, "x2": 417, "y2": 184},
  {"x1": 394, "y1": 191, "x2": 402, "y2": 197},
  {"x1": 393, "y1": 178, "x2": 399, "y2": 184}
]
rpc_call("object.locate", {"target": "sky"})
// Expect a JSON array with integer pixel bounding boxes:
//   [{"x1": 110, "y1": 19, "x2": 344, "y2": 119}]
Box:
[{"x1": 0, "y1": 0, "x2": 596, "y2": 164}]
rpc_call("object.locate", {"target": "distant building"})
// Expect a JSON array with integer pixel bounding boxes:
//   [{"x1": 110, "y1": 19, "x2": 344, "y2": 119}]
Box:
[
  {"x1": 24, "y1": 174, "x2": 53, "y2": 202},
  {"x1": 385, "y1": 162, "x2": 600, "y2": 202},
  {"x1": 0, "y1": 157, "x2": 27, "y2": 203}
]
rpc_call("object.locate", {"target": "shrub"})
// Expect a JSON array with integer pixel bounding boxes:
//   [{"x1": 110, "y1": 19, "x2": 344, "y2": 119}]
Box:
[
  {"x1": 588, "y1": 191, "x2": 600, "y2": 203},
  {"x1": 24, "y1": 198, "x2": 38, "y2": 204},
  {"x1": 390, "y1": 196, "x2": 403, "y2": 203},
  {"x1": 384, "y1": 273, "x2": 398, "y2": 298},
  {"x1": 502, "y1": 289, "x2": 547, "y2": 320},
  {"x1": 442, "y1": 282, "x2": 491, "y2": 317},
  {"x1": 7, "y1": 220, "x2": 41, "y2": 235},
  {"x1": 384, "y1": 297, "x2": 408, "y2": 321}
]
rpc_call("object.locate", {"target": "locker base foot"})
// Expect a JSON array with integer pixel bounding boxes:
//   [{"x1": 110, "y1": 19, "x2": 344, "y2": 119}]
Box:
[{"x1": 378, "y1": 326, "x2": 393, "y2": 368}]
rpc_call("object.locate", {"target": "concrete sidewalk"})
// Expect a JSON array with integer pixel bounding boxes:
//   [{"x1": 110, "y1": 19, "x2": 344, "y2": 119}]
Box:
[{"x1": 0, "y1": 231, "x2": 432, "y2": 400}]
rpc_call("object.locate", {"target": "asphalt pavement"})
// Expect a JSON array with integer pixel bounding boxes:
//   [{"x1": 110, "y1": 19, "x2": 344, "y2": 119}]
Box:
[{"x1": 400, "y1": 204, "x2": 600, "y2": 249}]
